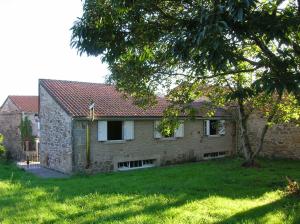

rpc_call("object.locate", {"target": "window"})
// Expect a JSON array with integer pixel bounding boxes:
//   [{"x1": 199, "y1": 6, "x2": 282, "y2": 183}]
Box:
[
  {"x1": 203, "y1": 151, "x2": 227, "y2": 159},
  {"x1": 154, "y1": 121, "x2": 184, "y2": 139},
  {"x1": 118, "y1": 159, "x2": 156, "y2": 171},
  {"x1": 204, "y1": 120, "x2": 225, "y2": 136},
  {"x1": 107, "y1": 121, "x2": 123, "y2": 140},
  {"x1": 98, "y1": 121, "x2": 134, "y2": 141}
]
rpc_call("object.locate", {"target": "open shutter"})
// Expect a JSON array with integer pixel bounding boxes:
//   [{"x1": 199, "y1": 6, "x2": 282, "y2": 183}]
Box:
[
  {"x1": 204, "y1": 120, "x2": 210, "y2": 136},
  {"x1": 154, "y1": 121, "x2": 162, "y2": 139},
  {"x1": 218, "y1": 120, "x2": 226, "y2": 136},
  {"x1": 175, "y1": 121, "x2": 184, "y2": 138},
  {"x1": 124, "y1": 121, "x2": 134, "y2": 140},
  {"x1": 98, "y1": 121, "x2": 107, "y2": 141}
]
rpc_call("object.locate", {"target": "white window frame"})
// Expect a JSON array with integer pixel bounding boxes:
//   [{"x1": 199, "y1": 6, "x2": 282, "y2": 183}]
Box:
[
  {"x1": 204, "y1": 119, "x2": 226, "y2": 137},
  {"x1": 123, "y1": 121, "x2": 134, "y2": 140},
  {"x1": 98, "y1": 121, "x2": 108, "y2": 141},
  {"x1": 98, "y1": 120, "x2": 135, "y2": 142}
]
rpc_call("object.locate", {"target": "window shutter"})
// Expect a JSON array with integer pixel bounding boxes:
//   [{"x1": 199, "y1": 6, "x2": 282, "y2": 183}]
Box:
[
  {"x1": 218, "y1": 120, "x2": 226, "y2": 136},
  {"x1": 175, "y1": 121, "x2": 184, "y2": 138},
  {"x1": 124, "y1": 121, "x2": 134, "y2": 140},
  {"x1": 154, "y1": 121, "x2": 162, "y2": 139},
  {"x1": 204, "y1": 120, "x2": 210, "y2": 136},
  {"x1": 98, "y1": 121, "x2": 107, "y2": 141}
]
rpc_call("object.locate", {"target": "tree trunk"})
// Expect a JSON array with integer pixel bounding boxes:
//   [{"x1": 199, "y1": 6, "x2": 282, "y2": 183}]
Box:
[
  {"x1": 252, "y1": 122, "x2": 269, "y2": 159},
  {"x1": 237, "y1": 99, "x2": 254, "y2": 165}
]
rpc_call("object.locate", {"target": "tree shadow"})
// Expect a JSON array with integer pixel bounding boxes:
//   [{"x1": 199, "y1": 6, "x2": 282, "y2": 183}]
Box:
[
  {"x1": 0, "y1": 158, "x2": 299, "y2": 223},
  {"x1": 216, "y1": 195, "x2": 300, "y2": 224}
]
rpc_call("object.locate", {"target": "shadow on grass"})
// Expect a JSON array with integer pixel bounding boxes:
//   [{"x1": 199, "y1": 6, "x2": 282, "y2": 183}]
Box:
[
  {"x1": 216, "y1": 195, "x2": 300, "y2": 224},
  {"x1": 0, "y1": 158, "x2": 300, "y2": 223}
]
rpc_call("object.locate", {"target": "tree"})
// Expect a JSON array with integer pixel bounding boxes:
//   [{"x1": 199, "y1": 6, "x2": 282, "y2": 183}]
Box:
[
  {"x1": 19, "y1": 116, "x2": 33, "y2": 151},
  {"x1": 199, "y1": 77, "x2": 300, "y2": 165},
  {"x1": 71, "y1": 0, "x2": 300, "y2": 165},
  {"x1": 0, "y1": 134, "x2": 6, "y2": 158}
]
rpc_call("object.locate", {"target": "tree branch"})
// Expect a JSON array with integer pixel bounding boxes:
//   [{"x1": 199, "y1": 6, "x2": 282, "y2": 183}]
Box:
[
  {"x1": 225, "y1": 79, "x2": 235, "y2": 93},
  {"x1": 235, "y1": 55, "x2": 262, "y2": 66},
  {"x1": 156, "y1": 70, "x2": 224, "y2": 80},
  {"x1": 252, "y1": 93, "x2": 283, "y2": 158},
  {"x1": 272, "y1": 0, "x2": 285, "y2": 15},
  {"x1": 219, "y1": 68, "x2": 259, "y2": 76},
  {"x1": 251, "y1": 35, "x2": 278, "y2": 61}
]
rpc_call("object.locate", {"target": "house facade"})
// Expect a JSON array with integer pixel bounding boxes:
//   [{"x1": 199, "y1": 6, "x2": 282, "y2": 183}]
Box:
[
  {"x1": 39, "y1": 79, "x2": 236, "y2": 174},
  {"x1": 0, "y1": 96, "x2": 39, "y2": 160}
]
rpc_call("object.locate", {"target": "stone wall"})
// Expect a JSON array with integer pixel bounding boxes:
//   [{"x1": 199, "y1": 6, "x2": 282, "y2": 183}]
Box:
[
  {"x1": 73, "y1": 119, "x2": 236, "y2": 173},
  {"x1": 248, "y1": 114, "x2": 300, "y2": 159},
  {"x1": 39, "y1": 86, "x2": 73, "y2": 173},
  {"x1": 0, "y1": 112, "x2": 23, "y2": 160}
]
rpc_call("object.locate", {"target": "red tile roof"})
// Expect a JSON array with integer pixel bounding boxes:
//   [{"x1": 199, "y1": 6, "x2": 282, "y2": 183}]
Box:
[
  {"x1": 9, "y1": 96, "x2": 39, "y2": 113},
  {"x1": 40, "y1": 79, "x2": 169, "y2": 117}
]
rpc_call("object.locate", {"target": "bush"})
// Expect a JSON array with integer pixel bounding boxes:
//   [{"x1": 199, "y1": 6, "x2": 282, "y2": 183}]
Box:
[
  {"x1": 286, "y1": 176, "x2": 300, "y2": 196},
  {"x1": 0, "y1": 134, "x2": 6, "y2": 158}
]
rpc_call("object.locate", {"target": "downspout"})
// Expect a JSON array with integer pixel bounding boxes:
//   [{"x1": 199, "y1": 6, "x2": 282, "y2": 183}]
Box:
[
  {"x1": 86, "y1": 121, "x2": 91, "y2": 169},
  {"x1": 86, "y1": 101, "x2": 95, "y2": 169},
  {"x1": 71, "y1": 119, "x2": 74, "y2": 172}
]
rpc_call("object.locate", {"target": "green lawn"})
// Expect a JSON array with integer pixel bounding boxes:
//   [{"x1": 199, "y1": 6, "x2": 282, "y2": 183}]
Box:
[{"x1": 0, "y1": 158, "x2": 299, "y2": 224}]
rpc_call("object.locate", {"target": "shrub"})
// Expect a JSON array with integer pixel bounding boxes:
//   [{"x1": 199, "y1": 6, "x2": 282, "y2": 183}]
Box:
[
  {"x1": 286, "y1": 176, "x2": 300, "y2": 196},
  {"x1": 0, "y1": 134, "x2": 6, "y2": 158}
]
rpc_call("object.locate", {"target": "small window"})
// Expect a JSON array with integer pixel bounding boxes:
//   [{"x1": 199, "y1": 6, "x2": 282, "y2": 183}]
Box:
[
  {"x1": 118, "y1": 159, "x2": 156, "y2": 171},
  {"x1": 98, "y1": 121, "x2": 134, "y2": 141},
  {"x1": 204, "y1": 120, "x2": 225, "y2": 136},
  {"x1": 107, "y1": 121, "x2": 123, "y2": 140},
  {"x1": 203, "y1": 151, "x2": 227, "y2": 159}
]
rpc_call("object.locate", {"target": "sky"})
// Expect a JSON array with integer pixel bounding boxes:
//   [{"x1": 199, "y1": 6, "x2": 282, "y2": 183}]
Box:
[{"x1": 0, "y1": 0, "x2": 109, "y2": 104}]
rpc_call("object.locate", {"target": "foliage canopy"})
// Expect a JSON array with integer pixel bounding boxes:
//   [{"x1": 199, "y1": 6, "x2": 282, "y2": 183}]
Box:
[
  {"x1": 72, "y1": 0, "x2": 300, "y2": 162},
  {"x1": 72, "y1": 0, "x2": 300, "y2": 102}
]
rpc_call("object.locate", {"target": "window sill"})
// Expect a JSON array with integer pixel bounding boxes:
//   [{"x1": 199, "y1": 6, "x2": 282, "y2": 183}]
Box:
[
  {"x1": 157, "y1": 137, "x2": 177, "y2": 141},
  {"x1": 118, "y1": 164, "x2": 155, "y2": 171},
  {"x1": 103, "y1": 140, "x2": 126, "y2": 144},
  {"x1": 205, "y1": 135, "x2": 224, "y2": 138},
  {"x1": 203, "y1": 155, "x2": 226, "y2": 160}
]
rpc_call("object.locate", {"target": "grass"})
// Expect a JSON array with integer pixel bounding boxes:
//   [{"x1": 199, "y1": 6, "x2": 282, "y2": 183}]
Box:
[{"x1": 0, "y1": 158, "x2": 299, "y2": 224}]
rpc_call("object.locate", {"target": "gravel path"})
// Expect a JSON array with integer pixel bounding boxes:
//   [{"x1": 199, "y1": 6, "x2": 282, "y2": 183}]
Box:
[{"x1": 17, "y1": 162, "x2": 69, "y2": 179}]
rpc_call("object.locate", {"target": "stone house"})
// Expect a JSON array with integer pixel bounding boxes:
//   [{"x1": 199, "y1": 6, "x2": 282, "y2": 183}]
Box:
[
  {"x1": 0, "y1": 95, "x2": 39, "y2": 160},
  {"x1": 39, "y1": 79, "x2": 236, "y2": 174}
]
